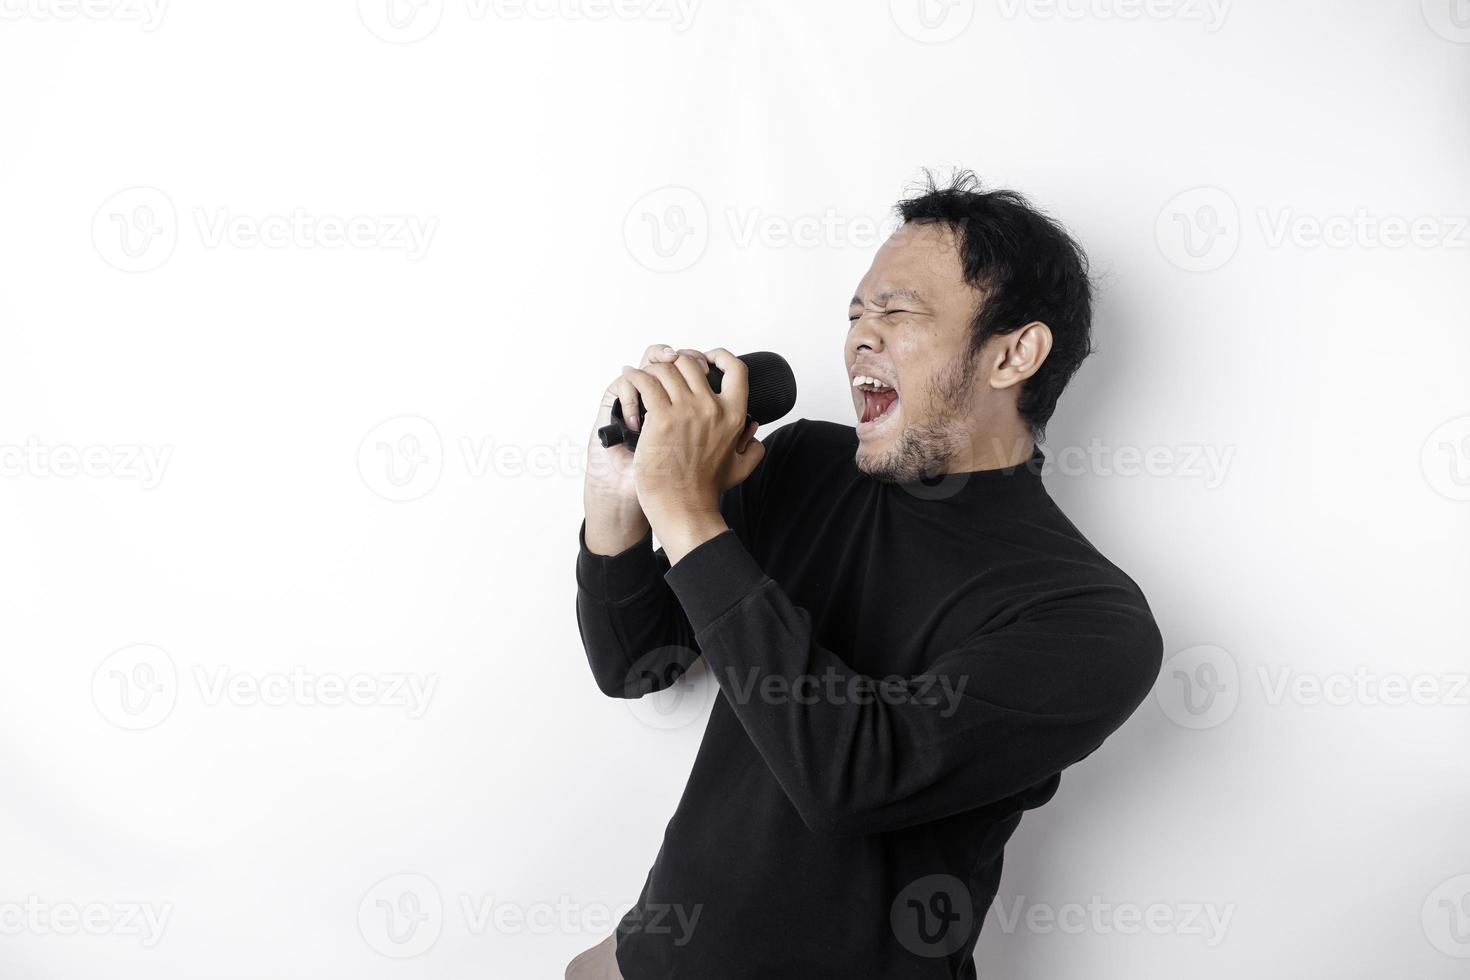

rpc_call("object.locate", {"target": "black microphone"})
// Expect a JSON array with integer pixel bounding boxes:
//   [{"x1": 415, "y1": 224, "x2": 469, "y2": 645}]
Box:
[{"x1": 598, "y1": 351, "x2": 797, "y2": 451}]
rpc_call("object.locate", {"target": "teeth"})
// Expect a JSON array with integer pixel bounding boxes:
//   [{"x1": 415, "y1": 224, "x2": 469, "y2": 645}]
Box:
[{"x1": 851, "y1": 375, "x2": 892, "y2": 390}]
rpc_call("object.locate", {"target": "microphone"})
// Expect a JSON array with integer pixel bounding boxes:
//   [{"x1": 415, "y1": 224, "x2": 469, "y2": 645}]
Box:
[{"x1": 598, "y1": 351, "x2": 797, "y2": 451}]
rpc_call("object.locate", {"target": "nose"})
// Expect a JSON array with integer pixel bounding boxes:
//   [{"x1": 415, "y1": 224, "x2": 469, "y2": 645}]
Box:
[{"x1": 847, "y1": 310, "x2": 885, "y2": 358}]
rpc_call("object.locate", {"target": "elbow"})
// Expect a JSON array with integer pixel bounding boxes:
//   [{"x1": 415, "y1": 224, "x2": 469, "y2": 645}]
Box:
[{"x1": 591, "y1": 666, "x2": 639, "y2": 699}]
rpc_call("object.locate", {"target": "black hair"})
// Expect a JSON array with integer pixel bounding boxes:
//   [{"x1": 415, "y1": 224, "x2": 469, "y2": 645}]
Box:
[{"x1": 895, "y1": 169, "x2": 1094, "y2": 442}]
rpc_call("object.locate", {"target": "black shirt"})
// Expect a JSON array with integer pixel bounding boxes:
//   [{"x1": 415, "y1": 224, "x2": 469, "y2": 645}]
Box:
[{"x1": 574, "y1": 418, "x2": 1162, "y2": 979}]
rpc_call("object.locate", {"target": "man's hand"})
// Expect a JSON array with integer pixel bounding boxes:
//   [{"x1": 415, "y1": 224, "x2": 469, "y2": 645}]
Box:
[
  {"x1": 584, "y1": 344, "x2": 708, "y2": 556},
  {"x1": 619, "y1": 348, "x2": 765, "y2": 564}
]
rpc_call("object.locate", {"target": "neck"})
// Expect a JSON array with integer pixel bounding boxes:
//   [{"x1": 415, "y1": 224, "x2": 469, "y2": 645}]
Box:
[{"x1": 945, "y1": 419, "x2": 1035, "y2": 474}]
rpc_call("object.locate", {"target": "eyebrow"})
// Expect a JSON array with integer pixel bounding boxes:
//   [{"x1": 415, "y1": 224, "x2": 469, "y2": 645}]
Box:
[{"x1": 849, "y1": 288, "x2": 925, "y2": 308}]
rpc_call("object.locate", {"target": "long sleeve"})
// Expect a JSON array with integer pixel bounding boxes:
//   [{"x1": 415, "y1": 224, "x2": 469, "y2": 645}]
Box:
[
  {"x1": 661, "y1": 529, "x2": 1164, "y2": 838},
  {"x1": 574, "y1": 425, "x2": 792, "y2": 698},
  {"x1": 574, "y1": 518, "x2": 699, "y2": 698}
]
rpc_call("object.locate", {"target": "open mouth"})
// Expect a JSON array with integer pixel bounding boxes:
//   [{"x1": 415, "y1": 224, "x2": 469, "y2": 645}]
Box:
[{"x1": 853, "y1": 374, "x2": 900, "y2": 434}]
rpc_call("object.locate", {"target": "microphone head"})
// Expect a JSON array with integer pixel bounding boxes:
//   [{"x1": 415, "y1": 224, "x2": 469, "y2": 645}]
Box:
[{"x1": 722, "y1": 351, "x2": 797, "y2": 425}]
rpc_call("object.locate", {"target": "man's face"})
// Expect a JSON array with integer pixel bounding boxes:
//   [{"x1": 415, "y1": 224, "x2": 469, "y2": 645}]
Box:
[{"x1": 846, "y1": 222, "x2": 987, "y2": 482}]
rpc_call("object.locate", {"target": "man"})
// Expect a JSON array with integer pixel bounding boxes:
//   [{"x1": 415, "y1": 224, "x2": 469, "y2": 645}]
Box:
[{"x1": 569, "y1": 172, "x2": 1162, "y2": 979}]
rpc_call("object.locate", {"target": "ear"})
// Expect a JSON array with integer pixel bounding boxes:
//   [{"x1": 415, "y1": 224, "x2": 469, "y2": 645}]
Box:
[{"x1": 988, "y1": 321, "x2": 1053, "y2": 391}]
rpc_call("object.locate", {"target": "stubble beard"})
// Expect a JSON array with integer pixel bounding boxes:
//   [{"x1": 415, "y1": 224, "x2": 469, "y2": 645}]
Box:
[{"x1": 856, "y1": 351, "x2": 978, "y2": 484}]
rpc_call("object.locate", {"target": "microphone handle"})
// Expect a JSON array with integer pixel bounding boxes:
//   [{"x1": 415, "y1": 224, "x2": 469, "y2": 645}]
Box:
[{"x1": 596, "y1": 363, "x2": 741, "y2": 451}]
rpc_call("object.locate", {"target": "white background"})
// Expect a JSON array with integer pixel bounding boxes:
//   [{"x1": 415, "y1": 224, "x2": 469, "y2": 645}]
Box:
[{"x1": 2, "y1": 1, "x2": 1468, "y2": 977}]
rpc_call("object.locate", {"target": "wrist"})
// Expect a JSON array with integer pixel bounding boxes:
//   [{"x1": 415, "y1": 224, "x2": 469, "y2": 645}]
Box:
[
  {"x1": 651, "y1": 505, "x2": 728, "y2": 565},
  {"x1": 583, "y1": 504, "x2": 650, "y2": 556}
]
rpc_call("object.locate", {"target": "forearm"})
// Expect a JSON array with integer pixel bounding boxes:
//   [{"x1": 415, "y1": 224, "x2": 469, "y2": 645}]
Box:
[
  {"x1": 575, "y1": 518, "x2": 700, "y2": 698},
  {"x1": 663, "y1": 530, "x2": 1163, "y2": 837},
  {"x1": 582, "y1": 488, "x2": 650, "y2": 557}
]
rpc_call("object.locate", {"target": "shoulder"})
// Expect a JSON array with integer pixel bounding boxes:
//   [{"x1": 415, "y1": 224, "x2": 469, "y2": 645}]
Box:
[
  {"x1": 760, "y1": 417, "x2": 851, "y2": 452},
  {"x1": 758, "y1": 417, "x2": 856, "y2": 469}
]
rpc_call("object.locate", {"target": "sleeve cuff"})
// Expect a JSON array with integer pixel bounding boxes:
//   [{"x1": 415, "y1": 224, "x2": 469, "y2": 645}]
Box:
[
  {"x1": 576, "y1": 518, "x2": 662, "y2": 602},
  {"x1": 663, "y1": 529, "x2": 770, "y2": 633}
]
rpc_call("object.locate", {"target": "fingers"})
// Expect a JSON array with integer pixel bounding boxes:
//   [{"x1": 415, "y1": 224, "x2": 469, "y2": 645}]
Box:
[
  {"x1": 641, "y1": 358, "x2": 695, "y2": 401},
  {"x1": 726, "y1": 434, "x2": 766, "y2": 487},
  {"x1": 612, "y1": 375, "x2": 642, "y2": 431},
  {"x1": 735, "y1": 417, "x2": 758, "y2": 453},
  {"x1": 610, "y1": 345, "x2": 682, "y2": 432},
  {"x1": 620, "y1": 364, "x2": 674, "y2": 414},
  {"x1": 674, "y1": 348, "x2": 709, "y2": 372},
  {"x1": 703, "y1": 347, "x2": 747, "y2": 408},
  {"x1": 639, "y1": 344, "x2": 681, "y2": 368},
  {"x1": 669, "y1": 352, "x2": 714, "y2": 400}
]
